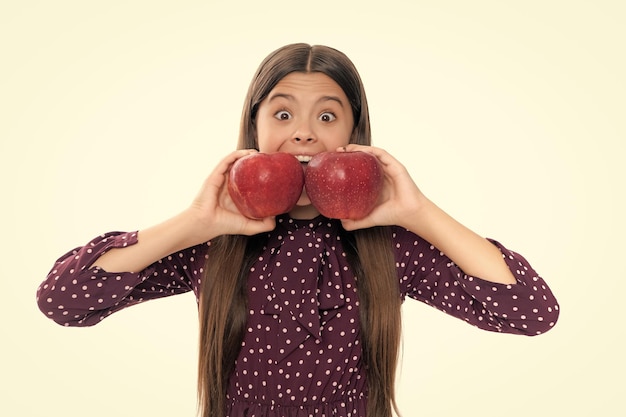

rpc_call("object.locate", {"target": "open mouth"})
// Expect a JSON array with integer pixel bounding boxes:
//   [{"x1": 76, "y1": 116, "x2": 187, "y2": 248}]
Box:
[
  {"x1": 295, "y1": 155, "x2": 313, "y2": 173},
  {"x1": 295, "y1": 155, "x2": 313, "y2": 163}
]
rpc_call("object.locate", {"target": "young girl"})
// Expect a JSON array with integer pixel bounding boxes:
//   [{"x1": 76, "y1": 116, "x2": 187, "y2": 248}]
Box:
[{"x1": 37, "y1": 43, "x2": 559, "y2": 417}]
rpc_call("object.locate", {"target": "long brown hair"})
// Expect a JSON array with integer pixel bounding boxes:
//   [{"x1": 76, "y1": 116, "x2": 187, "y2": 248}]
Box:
[{"x1": 198, "y1": 43, "x2": 402, "y2": 417}]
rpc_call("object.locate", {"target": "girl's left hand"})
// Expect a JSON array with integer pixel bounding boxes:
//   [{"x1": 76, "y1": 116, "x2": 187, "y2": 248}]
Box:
[
  {"x1": 340, "y1": 146, "x2": 519, "y2": 286},
  {"x1": 339, "y1": 144, "x2": 427, "y2": 231}
]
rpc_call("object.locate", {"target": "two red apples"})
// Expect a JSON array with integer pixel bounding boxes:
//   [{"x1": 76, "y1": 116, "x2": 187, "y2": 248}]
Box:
[{"x1": 228, "y1": 151, "x2": 383, "y2": 220}]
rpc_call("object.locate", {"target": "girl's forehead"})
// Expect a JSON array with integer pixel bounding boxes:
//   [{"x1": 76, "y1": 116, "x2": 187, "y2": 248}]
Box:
[{"x1": 269, "y1": 72, "x2": 347, "y2": 99}]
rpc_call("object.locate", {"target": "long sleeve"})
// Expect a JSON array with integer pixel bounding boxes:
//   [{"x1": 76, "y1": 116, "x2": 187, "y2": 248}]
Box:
[
  {"x1": 392, "y1": 227, "x2": 559, "y2": 336},
  {"x1": 36, "y1": 231, "x2": 209, "y2": 327}
]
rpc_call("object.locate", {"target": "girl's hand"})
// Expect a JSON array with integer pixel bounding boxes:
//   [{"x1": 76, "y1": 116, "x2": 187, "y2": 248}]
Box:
[
  {"x1": 187, "y1": 149, "x2": 276, "y2": 241},
  {"x1": 339, "y1": 146, "x2": 518, "y2": 285},
  {"x1": 338, "y1": 144, "x2": 427, "y2": 231}
]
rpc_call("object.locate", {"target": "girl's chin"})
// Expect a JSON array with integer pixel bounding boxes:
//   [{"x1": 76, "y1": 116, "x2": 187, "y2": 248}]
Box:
[
  {"x1": 288, "y1": 193, "x2": 321, "y2": 219},
  {"x1": 296, "y1": 192, "x2": 311, "y2": 207}
]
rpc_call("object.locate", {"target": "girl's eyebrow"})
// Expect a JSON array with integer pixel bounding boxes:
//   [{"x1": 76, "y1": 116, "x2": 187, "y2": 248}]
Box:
[
  {"x1": 268, "y1": 93, "x2": 345, "y2": 107},
  {"x1": 267, "y1": 92, "x2": 294, "y2": 103},
  {"x1": 319, "y1": 95, "x2": 345, "y2": 107}
]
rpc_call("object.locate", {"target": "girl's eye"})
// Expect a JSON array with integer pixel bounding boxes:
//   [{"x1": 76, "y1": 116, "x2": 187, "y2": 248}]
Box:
[
  {"x1": 274, "y1": 110, "x2": 292, "y2": 121},
  {"x1": 319, "y1": 112, "x2": 336, "y2": 122}
]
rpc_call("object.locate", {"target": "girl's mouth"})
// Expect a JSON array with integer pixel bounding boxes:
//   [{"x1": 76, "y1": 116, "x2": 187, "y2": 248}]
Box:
[
  {"x1": 295, "y1": 155, "x2": 313, "y2": 163},
  {"x1": 295, "y1": 155, "x2": 313, "y2": 172}
]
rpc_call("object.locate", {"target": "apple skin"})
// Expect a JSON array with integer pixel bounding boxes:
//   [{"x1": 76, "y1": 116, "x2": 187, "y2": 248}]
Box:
[
  {"x1": 228, "y1": 152, "x2": 305, "y2": 219},
  {"x1": 304, "y1": 151, "x2": 383, "y2": 219}
]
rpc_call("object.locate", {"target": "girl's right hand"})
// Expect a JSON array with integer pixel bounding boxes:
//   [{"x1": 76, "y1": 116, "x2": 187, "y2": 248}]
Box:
[
  {"x1": 90, "y1": 150, "x2": 274, "y2": 274},
  {"x1": 187, "y1": 149, "x2": 277, "y2": 242}
]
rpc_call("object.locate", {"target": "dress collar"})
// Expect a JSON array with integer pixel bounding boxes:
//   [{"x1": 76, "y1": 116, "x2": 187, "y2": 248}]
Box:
[{"x1": 275, "y1": 213, "x2": 339, "y2": 233}]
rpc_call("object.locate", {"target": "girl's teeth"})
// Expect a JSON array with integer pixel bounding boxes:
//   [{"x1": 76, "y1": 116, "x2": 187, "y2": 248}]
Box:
[{"x1": 295, "y1": 155, "x2": 313, "y2": 163}]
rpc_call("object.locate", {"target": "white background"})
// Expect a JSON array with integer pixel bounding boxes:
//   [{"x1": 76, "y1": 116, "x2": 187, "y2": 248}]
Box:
[{"x1": 2, "y1": 1, "x2": 624, "y2": 416}]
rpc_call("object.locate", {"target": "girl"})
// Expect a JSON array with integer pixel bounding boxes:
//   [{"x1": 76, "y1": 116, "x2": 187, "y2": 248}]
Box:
[{"x1": 37, "y1": 43, "x2": 559, "y2": 417}]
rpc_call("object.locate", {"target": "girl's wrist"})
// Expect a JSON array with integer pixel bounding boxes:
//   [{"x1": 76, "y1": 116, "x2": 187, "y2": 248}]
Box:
[
  {"x1": 396, "y1": 192, "x2": 433, "y2": 232},
  {"x1": 179, "y1": 207, "x2": 220, "y2": 246}
]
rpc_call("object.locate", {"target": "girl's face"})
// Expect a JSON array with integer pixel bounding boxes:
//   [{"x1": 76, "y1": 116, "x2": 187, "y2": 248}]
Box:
[{"x1": 255, "y1": 71, "x2": 355, "y2": 218}]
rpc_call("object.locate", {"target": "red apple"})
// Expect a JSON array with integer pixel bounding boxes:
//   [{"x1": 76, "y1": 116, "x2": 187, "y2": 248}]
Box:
[
  {"x1": 304, "y1": 151, "x2": 383, "y2": 219},
  {"x1": 228, "y1": 152, "x2": 304, "y2": 219}
]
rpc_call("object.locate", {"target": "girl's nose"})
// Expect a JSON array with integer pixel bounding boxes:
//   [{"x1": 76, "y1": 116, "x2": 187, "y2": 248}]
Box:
[
  {"x1": 294, "y1": 136, "x2": 316, "y2": 143},
  {"x1": 292, "y1": 122, "x2": 316, "y2": 143}
]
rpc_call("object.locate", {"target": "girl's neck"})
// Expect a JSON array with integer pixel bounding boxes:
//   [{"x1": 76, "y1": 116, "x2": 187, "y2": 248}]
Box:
[{"x1": 288, "y1": 204, "x2": 321, "y2": 220}]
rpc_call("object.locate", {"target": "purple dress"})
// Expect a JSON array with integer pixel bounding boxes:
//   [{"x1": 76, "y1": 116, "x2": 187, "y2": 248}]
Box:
[{"x1": 36, "y1": 215, "x2": 559, "y2": 416}]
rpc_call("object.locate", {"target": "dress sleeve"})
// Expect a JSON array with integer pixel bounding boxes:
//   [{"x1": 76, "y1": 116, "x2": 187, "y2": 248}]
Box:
[
  {"x1": 392, "y1": 227, "x2": 559, "y2": 336},
  {"x1": 36, "y1": 231, "x2": 209, "y2": 327}
]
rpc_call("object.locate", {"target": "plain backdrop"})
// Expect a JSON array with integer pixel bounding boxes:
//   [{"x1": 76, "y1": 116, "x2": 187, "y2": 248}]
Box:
[{"x1": 2, "y1": 1, "x2": 624, "y2": 416}]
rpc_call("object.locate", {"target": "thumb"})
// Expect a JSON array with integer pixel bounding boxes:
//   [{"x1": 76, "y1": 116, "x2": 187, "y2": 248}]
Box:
[{"x1": 243, "y1": 216, "x2": 276, "y2": 235}]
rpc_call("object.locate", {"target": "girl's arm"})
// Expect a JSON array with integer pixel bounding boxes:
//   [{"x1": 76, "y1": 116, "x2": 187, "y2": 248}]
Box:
[
  {"x1": 93, "y1": 149, "x2": 275, "y2": 273},
  {"x1": 341, "y1": 145, "x2": 558, "y2": 334},
  {"x1": 37, "y1": 149, "x2": 276, "y2": 326}
]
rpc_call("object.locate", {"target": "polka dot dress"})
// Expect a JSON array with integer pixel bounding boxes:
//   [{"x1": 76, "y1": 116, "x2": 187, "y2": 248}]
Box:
[
  {"x1": 227, "y1": 216, "x2": 366, "y2": 416},
  {"x1": 36, "y1": 215, "x2": 559, "y2": 416}
]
